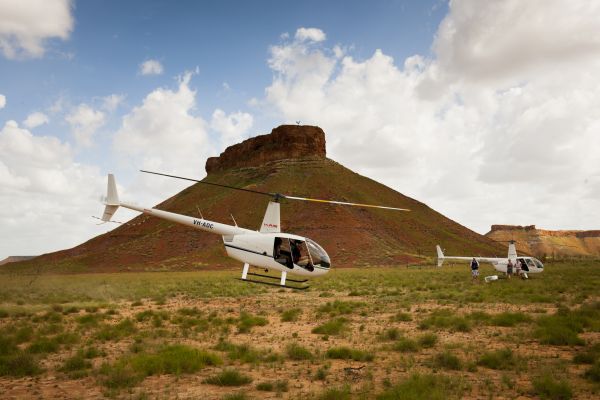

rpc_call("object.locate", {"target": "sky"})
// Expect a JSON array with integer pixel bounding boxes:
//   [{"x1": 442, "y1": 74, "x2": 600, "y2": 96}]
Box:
[{"x1": 1, "y1": 0, "x2": 600, "y2": 260}]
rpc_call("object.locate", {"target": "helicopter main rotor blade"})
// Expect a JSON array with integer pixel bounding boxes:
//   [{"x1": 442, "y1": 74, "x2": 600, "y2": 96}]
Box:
[
  {"x1": 140, "y1": 170, "x2": 274, "y2": 197},
  {"x1": 283, "y1": 195, "x2": 410, "y2": 211},
  {"x1": 141, "y1": 170, "x2": 409, "y2": 211}
]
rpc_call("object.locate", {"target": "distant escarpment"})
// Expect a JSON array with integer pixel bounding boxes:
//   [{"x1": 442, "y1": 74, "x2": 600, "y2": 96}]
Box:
[
  {"x1": 486, "y1": 225, "x2": 600, "y2": 259},
  {"x1": 206, "y1": 125, "x2": 326, "y2": 173}
]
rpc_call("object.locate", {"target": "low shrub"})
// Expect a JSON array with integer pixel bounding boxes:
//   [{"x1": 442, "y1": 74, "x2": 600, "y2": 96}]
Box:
[
  {"x1": 312, "y1": 317, "x2": 348, "y2": 335},
  {"x1": 490, "y1": 312, "x2": 531, "y2": 327},
  {"x1": 584, "y1": 361, "x2": 600, "y2": 383},
  {"x1": 95, "y1": 319, "x2": 137, "y2": 341},
  {"x1": 419, "y1": 310, "x2": 471, "y2": 332},
  {"x1": 393, "y1": 337, "x2": 420, "y2": 353},
  {"x1": 431, "y1": 351, "x2": 462, "y2": 370},
  {"x1": 280, "y1": 308, "x2": 302, "y2": 322},
  {"x1": 203, "y1": 369, "x2": 252, "y2": 386},
  {"x1": 237, "y1": 312, "x2": 268, "y2": 333},
  {"x1": 532, "y1": 374, "x2": 573, "y2": 400},
  {"x1": 376, "y1": 373, "x2": 466, "y2": 400},
  {"x1": 319, "y1": 385, "x2": 351, "y2": 400},
  {"x1": 326, "y1": 346, "x2": 374, "y2": 361},
  {"x1": 418, "y1": 333, "x2": 438, "y2": 348},
  {"x1": 129, "y1": 345, "x2": 221, "y2": 375},
  {"x1": 0, "y1": 351, "x2": 42, "y2": 377},
  {"x1": 286, "y1": 343, "x2": 313, "y2": 360},
  {"x1": 478, "y1": 348, "x2": 520, "y2": 370},
  {"x1": 318, "y1": 300, "x2": 363, "y2": 316},
  {"x1": 380, "y1": 328, "x2": 401, "y2": 341}
]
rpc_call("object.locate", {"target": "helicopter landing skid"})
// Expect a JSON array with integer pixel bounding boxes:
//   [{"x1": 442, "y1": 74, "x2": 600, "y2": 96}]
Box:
[
  {"x1": 247, "y1": 272, "x2": 308, "y2": 283},
  {"x1": 236, "y1": 278, "x2": 309, "y2": 290}
]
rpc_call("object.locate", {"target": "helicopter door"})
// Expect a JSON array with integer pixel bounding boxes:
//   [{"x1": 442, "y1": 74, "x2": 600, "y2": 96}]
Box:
[
  {"x1": 518, "y1": 258, "x2": 530, "y2": 272},
  {"x1": 274, "y1": 237, "x2": 293, "y2": 268}
]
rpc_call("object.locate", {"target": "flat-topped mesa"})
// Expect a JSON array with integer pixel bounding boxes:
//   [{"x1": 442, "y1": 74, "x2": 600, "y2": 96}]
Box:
[
  {"x1": 489, "y1": 224, "x2": 537, "y2": 232},
  {"x1": 205, "y1": 125, "x2": 326, "y2": 174}
]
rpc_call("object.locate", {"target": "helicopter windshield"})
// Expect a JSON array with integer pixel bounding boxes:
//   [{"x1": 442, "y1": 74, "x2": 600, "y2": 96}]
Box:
[
  {"x1": 306, "y1": 239, "x2": 330, "y2": 269},
  {"x1": 533, "y1": 258, "x2": 544, "y2": 269}
]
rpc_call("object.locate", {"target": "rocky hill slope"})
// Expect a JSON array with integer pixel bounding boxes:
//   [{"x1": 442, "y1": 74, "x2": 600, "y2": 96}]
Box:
[
  {"x1": 486, "y1": 225, "x2": 600, "y2": 259},
  {"x1": 6, "y1": 125, "x2": 505, "y2": 273}
]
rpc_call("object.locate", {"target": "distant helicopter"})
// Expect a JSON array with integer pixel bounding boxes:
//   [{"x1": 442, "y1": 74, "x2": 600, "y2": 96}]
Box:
[
  {"x1": 435, "y1": 241, "x2": 544, "y2": 278},
  {"x1": 100, "y1": 171, "x2": 409, "y2": 289}
]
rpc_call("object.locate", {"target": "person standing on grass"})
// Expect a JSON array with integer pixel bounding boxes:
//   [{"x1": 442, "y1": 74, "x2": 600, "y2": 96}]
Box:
[
  {"x1": 507, "y1": 259, "x2": 514, "y2": 279},
  {"x1": 470, "y1": 257, "x2": 480, "y2": 283},
  {"x1": 515, "y1": 259, "x2": 522, "y2": 278}
]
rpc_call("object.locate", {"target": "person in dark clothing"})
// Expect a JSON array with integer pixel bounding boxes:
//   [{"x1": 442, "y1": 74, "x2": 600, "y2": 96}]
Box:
[{"x1": 470, "y1": 257, "x2": 479, "y2": 282}]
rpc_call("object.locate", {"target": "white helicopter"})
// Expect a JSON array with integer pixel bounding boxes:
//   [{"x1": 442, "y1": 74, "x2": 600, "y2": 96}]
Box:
[
  {"x1": 100, "y1": 171, "x2": 409, "y2": 289},
  {"x1": 435, "y1": 241, "x2": 544, "y2": 277}
]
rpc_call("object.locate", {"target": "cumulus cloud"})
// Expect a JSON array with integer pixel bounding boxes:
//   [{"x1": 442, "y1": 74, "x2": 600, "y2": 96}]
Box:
[
  {"x1": 23, "y1": 111, "x2": 49, "y2": 129},
  {"x1": 0, "y1": 120, "x2": 109, "y2": 260},
  {"x1": 0, "y1": 94, "x2": 5, "y2": 108},
  {"x1": 210, "y1": 109, "x2": 253, "y2": 148},
  {"x1": 295, "y1": 27, "x2": 326, "y2": 43},
  {"x1": 262, "y1": 1, "x2": 600, "y2": 232},
  {"x1": 0, "y1": 0, "x2": 74, "y2": 59},
  {"x1": 139, "y1": 59, "x2": 164, "y2": 75},
  {"x1": 113, "y1": 72, "x2": 212, "y2": 203},
  {"x1": 65, "y1": 104, "x2": 106, "y2": 147},
  {"x1": 101, "y1": 94, "x2": 125, "y2": 112},
  {"x1": 431, "y1": 0, "x2": 600, "y2": 84}
]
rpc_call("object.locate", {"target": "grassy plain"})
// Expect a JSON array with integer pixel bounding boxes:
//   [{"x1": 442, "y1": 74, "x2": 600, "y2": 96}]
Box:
[{"x1": 0, "y1": 261, "x2": 599, "y2": 399}]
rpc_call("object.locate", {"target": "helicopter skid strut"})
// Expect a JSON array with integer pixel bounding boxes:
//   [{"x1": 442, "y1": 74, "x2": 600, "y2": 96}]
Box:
[
  {"x1": 247, "y1": 272, "x2": 308, "y2": 283},
  {"x1": 236, "y1": 278, "x2": 309, "y2": 290},
  {"x1": 238, "y1": 263, "x2": 309, "y2": 290}
]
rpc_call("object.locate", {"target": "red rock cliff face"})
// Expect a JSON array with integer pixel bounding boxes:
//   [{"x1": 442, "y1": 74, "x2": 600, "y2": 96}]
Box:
[{"x1": 205, "y1": 125, "x2": 326, "y2": 174}]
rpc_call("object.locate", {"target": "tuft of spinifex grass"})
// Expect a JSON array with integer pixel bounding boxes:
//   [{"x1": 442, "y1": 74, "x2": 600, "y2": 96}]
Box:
[
  {"x1": 318, "y1": 385, "x2": 352, "y2": 400},
  {"x1": 128, "y1": 345, "x2": 222, "y2": 375},
  {"x1": 430, "y1": 350, "x2": 462, "y2": 371},
  {"x1": 285, "y1": 342, "x2": 313, "y2": 360},
  {"x1": 489, "y1": 312, "x2": 531, "y2": 327},
  {"x1": 326, "y1": 346, "x2": 374, "y2": 361},
  {"x1": 376, "y1": 373, "x2": 467, "y2": 400},
  {"x1": 99, "y1": 344, "x2": 222, "y2": 389},
  {"x1": 531, "y1": 373, "x2": 573, "y2": 400},
  {"x1": 280, "y1": 307, "x2": 302, "y2": 322},
  {"x1": 59, "y1": 352, "x2": 92, "y2": 379},
  {"x1": 203, "y1": 368, "x2": 252, "y2": 386},
  {"x1": 419, "y1": 309, "x2": 471, "y2": 332},
  {"x1": 0, "y1": 351, "x2": 42, "y2": 377},
  {"x1": 95, "y1": 318, "x2": 137, "y2": 341},
  {"x1": 237, "y1": 311, "x2": 268, "y2": 333},
  {"x1": 312, "y1": 317, "x2": 348, "y2": 335},
  {"x1": 584, "y1": 360, "x2": 600, "y2": 383},
  {"x1": 317, "y1": 300, "x2": 364, "y2": 316},
  {"x1": 392, "y1": 337, "x2": 420, "y2": 353},
  {"x1": 477, "y1": 348, "x2": 522, "y2": 370},
  {"x1": 213, "y1": 340, "x2": 280, "y2": 364},
  {"x1": 256, "y1": 379, "x2": 289, "y2": 392}
]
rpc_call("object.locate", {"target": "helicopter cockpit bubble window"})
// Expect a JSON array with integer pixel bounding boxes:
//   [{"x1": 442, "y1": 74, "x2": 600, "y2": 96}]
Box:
[
  {"x1": 525, "y1": 258, "x2": 535, "y2": 268},
  {"x1": 306, "y1": 239, "x2": 331, "y2": 269},
  {"x1": 291, "y1": 240, "x2": 312, "y2": 270},
  {"x1": 533, "y1": 259, "x2": 544, "y2": 269}
]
